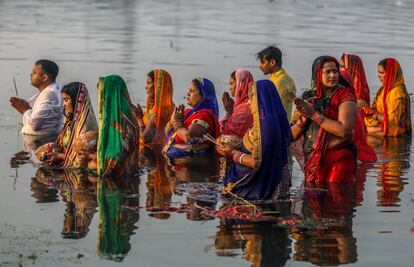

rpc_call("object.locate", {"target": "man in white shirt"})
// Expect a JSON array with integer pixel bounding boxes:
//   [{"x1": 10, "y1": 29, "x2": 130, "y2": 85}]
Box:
[{"x1": 10, "y1": 59, "x2": 63, "y2": 136}]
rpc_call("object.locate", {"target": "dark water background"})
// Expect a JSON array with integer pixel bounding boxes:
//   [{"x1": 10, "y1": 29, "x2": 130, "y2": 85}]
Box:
[{"x1": 1, "y1": 0, "x2": 414, "y2": 266}]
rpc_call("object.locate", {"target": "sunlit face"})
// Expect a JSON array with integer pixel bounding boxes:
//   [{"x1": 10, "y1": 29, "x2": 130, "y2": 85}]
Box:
[
  {"x1": 62, "y1": 92, "x2": 74, "y2": 116},
  {"x1": 321, "y1": 61, "x2": 339, "y2": 89},
  {"x1": 30, "y1": 64, "x2": 47, "y2": 87},
  {"x1": 229, "y1": 76, "x2": 236, "y2": 97},
  {"x1": 145, "y1": 75, "x2": 155, "y2": 98},
  {"x1": 377, "y1": 64, "x2": 386, "y2": 86},
  {"x1": 258, "y1": 58, "x2": 275, "y2": 75},
  {"x1": 186, "y1": 81, "x2": 203, "y2": 107}
]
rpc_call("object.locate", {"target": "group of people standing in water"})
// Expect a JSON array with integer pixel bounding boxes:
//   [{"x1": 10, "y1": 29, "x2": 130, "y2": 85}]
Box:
[{"x1": 10, "y1": 46, "x2": 412, "y2": 200}]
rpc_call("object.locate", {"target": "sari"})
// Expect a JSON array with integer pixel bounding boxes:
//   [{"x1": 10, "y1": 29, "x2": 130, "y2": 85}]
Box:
[
  {"x1": 163, "y1": 78, "x2": 220, "y2": 159},
  {"x1": 97, "y1": 75, "x2": 140, "y2": 177},
  {"x1": 340, "y1": 53, "x2": 370, "y2": 104},
  {"x1": 55, "y1": 82, "x2": 98, "y2": 168},
  {"x1": 220, "y1": 69, "x2": 254, "y2": 138},
  {"x1": 142, "y1": 69, "x2": 175, "y2": 145},
  {"x1": 223, "y1": 80, "x2": 291, "y2": 200},
  {"x1": 339, "y1": 55, "x2": 377, "y2": 162},
  {"x1": 302, "y1": 56, "x2": 357, "y2": 184},
  {"x1": 364, "y1": 58, "x2": 412, "y2": 136}
]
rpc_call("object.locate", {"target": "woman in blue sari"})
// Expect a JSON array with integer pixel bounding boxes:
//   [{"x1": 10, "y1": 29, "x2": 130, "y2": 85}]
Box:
[
  {"x1": 217, "y1": 80, "x2": 291, "y2": 200},
  {"x1": 163, "y1": 77, "x2": 220, "y2": 161}
]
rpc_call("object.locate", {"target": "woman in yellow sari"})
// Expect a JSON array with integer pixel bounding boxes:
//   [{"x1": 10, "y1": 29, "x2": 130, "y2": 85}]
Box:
[
  {"x1": 364, "y1": 58, "x2": 412, "y2": 136},
  {"x1": 135, "y1": 69, "x2": 175, "y2": 146}
]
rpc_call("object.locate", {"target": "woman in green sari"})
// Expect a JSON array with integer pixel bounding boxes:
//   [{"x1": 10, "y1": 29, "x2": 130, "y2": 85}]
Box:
[{"x1": 97, "y1": 75, "x2": 140, "y2": 177}]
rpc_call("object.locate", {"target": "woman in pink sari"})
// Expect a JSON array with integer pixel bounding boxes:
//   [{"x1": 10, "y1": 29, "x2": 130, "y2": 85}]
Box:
[{"x1": 220, "y1": 69, "x2": 254, "y2": 138}]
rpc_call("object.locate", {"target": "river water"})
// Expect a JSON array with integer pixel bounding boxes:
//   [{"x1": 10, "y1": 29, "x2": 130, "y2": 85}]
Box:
[{"x1": 1, "y1": 0, "x2": 414, "y2": 266}]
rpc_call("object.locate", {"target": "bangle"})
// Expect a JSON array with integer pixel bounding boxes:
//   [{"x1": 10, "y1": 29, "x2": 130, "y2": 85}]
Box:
[
  {"x1": 232, "y1": 151, "x2": 246, "y2": 164},
  {"x1": 239, "y1": 153, "x2": 246, "y2": 165},
  {"x1": 311, "y1": 112, "x2": 324, "y2": 125}
]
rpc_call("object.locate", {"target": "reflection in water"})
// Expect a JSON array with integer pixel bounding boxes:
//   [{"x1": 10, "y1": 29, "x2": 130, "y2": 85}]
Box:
[
  {"x1": 143, "y1": 148, "x2": 173, "y2": 220},
  {"x1": 214, "y1": 221, "x2": 291, "y2": 267},
  {"x1": 368, "y1": 137, "x2": 412, "y2": 207},
  {"x1": 31, "y1": 168, "x2": 61, "y2": 203},
  {"x1": 60, "y1": 169, "x2": 98, "y2": 239},
  {"x1": 291, "y1": 183, "x2": 358, "y2": 266},
  {"x1": 97, "y1": 175, "x2": 140, "y2": 262}
]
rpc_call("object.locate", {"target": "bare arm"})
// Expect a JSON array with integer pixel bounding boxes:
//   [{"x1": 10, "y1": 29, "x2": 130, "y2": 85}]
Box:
[{"x1": 318, "y1": 101, "x2": 357, "y2": 138}]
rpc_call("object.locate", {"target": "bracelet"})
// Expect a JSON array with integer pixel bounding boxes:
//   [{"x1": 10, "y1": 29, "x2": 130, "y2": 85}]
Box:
[
  {"x1": 232, "y1": 151, "x2": 246, "y2": 164},
  {"x1": 239, "y1": 153, "x2": 246, "y2": 165},
  {"x1": 311, "y1": 112, "x2": 324, "y2": 125}
]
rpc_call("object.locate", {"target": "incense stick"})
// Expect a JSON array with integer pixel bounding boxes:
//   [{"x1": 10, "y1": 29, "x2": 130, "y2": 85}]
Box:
[
  {"x1": 203, "y1": 134, "x2": 218, "y2": 145},
  {"x1": 13, "y1": 76, "x2": 18, "y2": 97}
]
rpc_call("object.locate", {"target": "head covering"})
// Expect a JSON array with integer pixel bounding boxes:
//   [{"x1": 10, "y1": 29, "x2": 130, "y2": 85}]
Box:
[
  {"x1": 224, "y1": 80, "x2": 291, "y2": 199},
  {"x1": 250, "y1": 79, "x2": 291, "y2": 181},
  {"x1": 56, "y1": 82, "x2": 98, "y2": 168},
  {"x1": 341, "y1": 53, "x2": 370, "y2": 104},
  {"x1": 97, "y1": 75, "x2": 139, "y2": 176},
  {"x1": 187, "y1": 78, "x2": 219, "y2": 118},
  {"x1": 311, "y1": 56, "x2": 343, "y2": 98},
  {"x1": 381, "y1": 58, "x2": 410, "y2": 135},
  {"x1": 144, "y1": 69, "x2": 175, "y2": 141},
  {"x1": 221, "y1": 69, "x2": 254, "y2": 138},
  {"x1": 234, "y1": 69, "x2": 253, "y2": 107}
]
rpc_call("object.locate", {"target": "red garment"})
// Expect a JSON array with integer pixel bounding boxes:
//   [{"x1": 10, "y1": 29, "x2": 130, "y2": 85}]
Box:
[
  {"x1": 353, "y1": 111, "x2": 377, "y2": 162},
  {"x1": 341, "y1": 54, "x2": 370, "y2": 104},
  {"x1": 305, "y1": 57, "x2": 357, "y2": 184},
  {"x1": 220, "y1": 69, "x2": 253, "y2": 138},
  {"x1": 317, "y1": 147, "x2": 356, "y2": 183},
  {"x1": 340, "y1": 61, "x2": 376, "y2": 162},
  {"x1": 174, "y1": 108, "x2": 219, "y2": 144}
]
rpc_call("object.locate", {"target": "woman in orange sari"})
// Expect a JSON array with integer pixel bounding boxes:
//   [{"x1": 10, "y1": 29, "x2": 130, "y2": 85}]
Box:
[
  {"x1": 364, "y1": 58, "x2": 412, "y2": 136},
  {"x1": 135, "y1": 69, "x2": 175, "y2": 146}
]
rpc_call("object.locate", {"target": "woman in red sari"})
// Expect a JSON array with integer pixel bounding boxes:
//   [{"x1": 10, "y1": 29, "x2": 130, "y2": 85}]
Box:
[
  {"x1": 220, "y1": 69, "x2": 254, "y2": 138},
  {"x1": 291, "y1": 56, "x2": 358, "y2": 184},
  {"x1": 340, "y1": 53, "x2": 377, "y2": 162},
  {"x1": 340, "y1": 54, "x2": 370, "y2": 108}
]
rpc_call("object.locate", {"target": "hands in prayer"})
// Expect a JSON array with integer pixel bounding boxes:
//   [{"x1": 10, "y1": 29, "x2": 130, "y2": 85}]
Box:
[
  {"x1": 222, "y1": 92, "x2": 234, "y2": 115},
  {"x1": 171, "y1": 104, "x2": 185, "y2": 130},
  {"x1": 294, "y1": 98, "x2": 316, "y2": 119},
  {"x1": 134, "y1": 103, "x2": 144, "y2": 120},
  {"x1": 10, "y1": 97, "x2": 31, "y2": 114}
]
